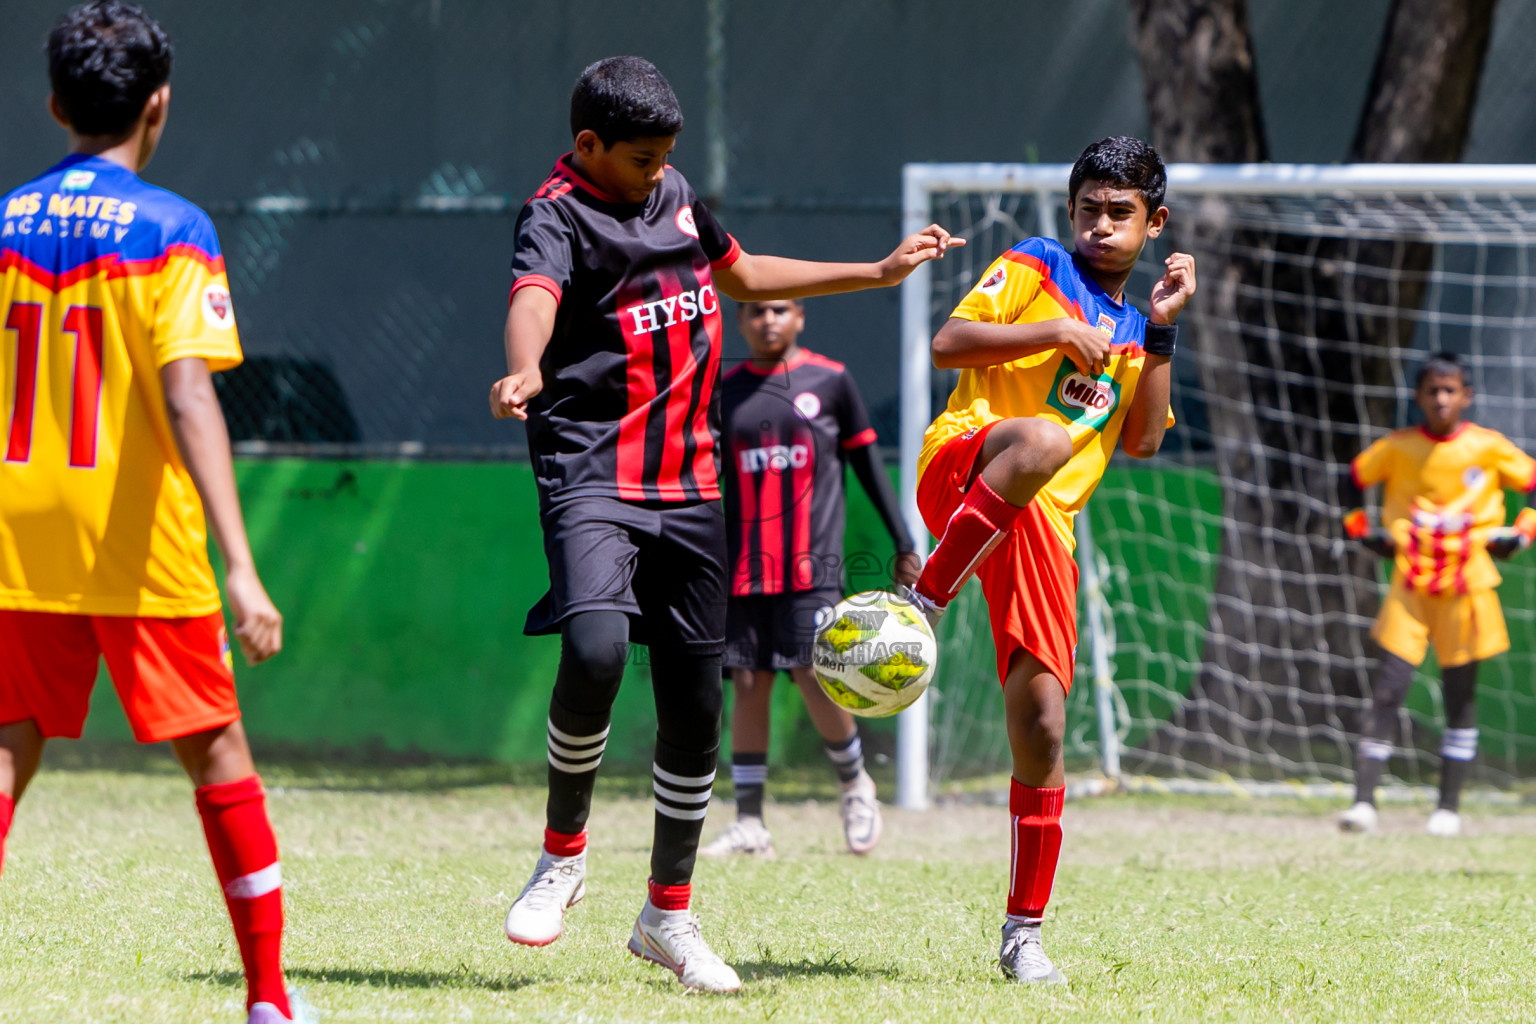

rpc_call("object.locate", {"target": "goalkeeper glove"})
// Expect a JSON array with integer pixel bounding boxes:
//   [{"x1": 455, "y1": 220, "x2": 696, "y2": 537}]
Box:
[
  {"x1": 1344, "y1": 508, "x2": 1396, "y2": 559},
  {"x1": 1487, "y1": 507, "x2": 1536, "y2": 560}
]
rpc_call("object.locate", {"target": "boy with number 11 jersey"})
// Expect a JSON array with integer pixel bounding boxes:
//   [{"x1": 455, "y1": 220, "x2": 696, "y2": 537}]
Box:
[{"x1": 1, "y1": 5, "x2": 306, "y2": 1022}]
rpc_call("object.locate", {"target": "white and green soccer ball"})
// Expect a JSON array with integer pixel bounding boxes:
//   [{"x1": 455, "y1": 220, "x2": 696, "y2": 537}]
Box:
[{"x1": 812, "y1": 591, "x2": 937, "y2": 718}]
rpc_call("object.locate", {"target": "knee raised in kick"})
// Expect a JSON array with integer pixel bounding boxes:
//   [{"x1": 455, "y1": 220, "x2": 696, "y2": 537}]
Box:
[{"x1": 979, "y1": 418, "x2": 1073, "y2": 506}]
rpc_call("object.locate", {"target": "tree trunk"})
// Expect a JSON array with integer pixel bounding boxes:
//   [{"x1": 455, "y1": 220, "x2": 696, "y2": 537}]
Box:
[
  {"x1": 1131, "y1": 0, "x2": 1267, "y2": 164},
  {"x1": 1127, "y1": 0, "x2": 1499, "y2": 776},
  {"x1": 1350, "y1": 0, "x2": 1499, "y2": 164}
]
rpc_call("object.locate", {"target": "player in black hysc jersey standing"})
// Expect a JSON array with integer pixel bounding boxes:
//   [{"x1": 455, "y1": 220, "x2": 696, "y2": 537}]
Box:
[
  {"x1": 701, "y1": 299, "x2": 915, "y2": 860},
  {"x1": 490, "y1": 57, "x2": 960, "y2": 992}
]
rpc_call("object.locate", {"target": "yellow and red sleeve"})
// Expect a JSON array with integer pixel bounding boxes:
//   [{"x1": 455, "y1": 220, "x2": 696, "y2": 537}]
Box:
[
  {"x1": 1351, "y1": 436, "x2": 1393, "y2": 490},
  {"x1": 1493, "y1": 435, "x2": 1536, "y2": 493},
  {"x1": 950, "y1": 250, "x2": 1048, "y2": 325},
  {"x1": 152, "y1": 244, "x2": 242, "y2": 371}
]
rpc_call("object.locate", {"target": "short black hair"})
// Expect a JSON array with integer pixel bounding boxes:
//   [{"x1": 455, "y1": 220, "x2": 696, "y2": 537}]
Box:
[
  {"x1": 48, "y1": 2, "x2": 172, "y2": 137},
  {"x1": 1416, "y1": 351, "x2": 1469, "y2": 389},
  {"x1": 1068, "y1": 136, "x2": 1167, "y2": 216},
  {"x1": 570, "y1": 56, "x2": 683, "y2": 146}
]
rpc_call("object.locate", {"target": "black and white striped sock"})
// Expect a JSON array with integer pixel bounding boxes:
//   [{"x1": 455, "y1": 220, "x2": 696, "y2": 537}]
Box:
[
  {"x1": 650, "y1": 738, "x2": 717, "y2": 885},
  {"x1": 824, "y1": 731, "x2": 865, "y2": 785},
  {"x1": 545, "y1": 698, "x2": 611, "y2": 836},
  {"x1": 548, "y1": 718, "x2": 609, "y2": 773},
  {"x1": 1353, "y1": 738, "x2": 1392, "y2": 806},
  {"x1": 1438, "y1": 727, "x2": 1477, "y2": 812},
  {"x1": 731, "y1": 752, "x2": 768, "y2": 819}
]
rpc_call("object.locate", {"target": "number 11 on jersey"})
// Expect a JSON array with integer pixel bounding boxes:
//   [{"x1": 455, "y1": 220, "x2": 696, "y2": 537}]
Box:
[{"x1": 5, "y1": 301, "x2": 104, "y2": 468}]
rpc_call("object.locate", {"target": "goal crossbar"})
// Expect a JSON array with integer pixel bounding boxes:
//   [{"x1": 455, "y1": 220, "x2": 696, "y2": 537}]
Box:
[{"x1": 904, "y1": 162, "x2": 1536, "y2": 199}]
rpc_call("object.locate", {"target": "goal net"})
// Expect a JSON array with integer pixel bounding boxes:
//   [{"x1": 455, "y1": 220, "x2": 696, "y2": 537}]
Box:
[{"x1": 898, "y1": 164, "x2": 1536, "y2": 807}]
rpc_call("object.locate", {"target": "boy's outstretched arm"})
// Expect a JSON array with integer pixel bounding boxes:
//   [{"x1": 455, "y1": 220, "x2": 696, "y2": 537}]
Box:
[
  {"x1": 490, "y1": 287, "x2": 559, "y2": 420},
  {"x1": 1120, "y1": 253, "x2": 1196, "y2": 459},
  {"x1": 714, "y1": 225, "x2": 963, "y2": 301},
  {"x1": 162, "y1": 358, "x2": 283, "y2": 664}
]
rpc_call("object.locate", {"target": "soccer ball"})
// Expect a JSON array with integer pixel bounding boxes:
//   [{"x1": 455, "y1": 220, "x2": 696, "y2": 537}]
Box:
[{"x1": 812, "y1": 591, "x2": 937, "y2": 718}]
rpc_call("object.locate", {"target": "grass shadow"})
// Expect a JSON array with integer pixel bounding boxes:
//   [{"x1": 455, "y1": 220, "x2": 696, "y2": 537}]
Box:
[
  {"x1": 39, "y1": 739, "x2": 896, "y2": 800},
  {"x1": 734, "y1": 950, "x2": 901, "y2": 983},
  {"x1": 40, "y1": 739, "x2": 637, "y2": 794},
  {"x1": 40, "y1": 740, "x2": 183, "y2": 777},
  {"x1": 187, "y1": 966, "x2": 538, "y2": 993}
]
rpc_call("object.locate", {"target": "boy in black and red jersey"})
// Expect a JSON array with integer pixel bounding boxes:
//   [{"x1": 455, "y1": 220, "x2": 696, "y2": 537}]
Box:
[
  {"x1": 489, "y1": 57, "x2": 959, "y2": 992},
  {"x1": 701, "y1": 299, "x2": 915, "y2": 860}
]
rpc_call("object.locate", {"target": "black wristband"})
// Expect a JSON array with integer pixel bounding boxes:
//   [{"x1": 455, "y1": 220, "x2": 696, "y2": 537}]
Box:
[{"x1": 1144, "y1": 322, "x2": 1177, "y2": 356}]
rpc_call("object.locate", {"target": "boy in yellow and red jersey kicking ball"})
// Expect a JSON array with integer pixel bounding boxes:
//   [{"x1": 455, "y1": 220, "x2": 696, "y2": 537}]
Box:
[
  {"x1": 902, "y1": 137, "x2": 1196, "y2": 984},
  {"x1": 1340, "y1": 352, "x2": 1536, "y2": 838},
  {"x1": 0, "y1": 5, "x2": 310, "y2": 1021}
]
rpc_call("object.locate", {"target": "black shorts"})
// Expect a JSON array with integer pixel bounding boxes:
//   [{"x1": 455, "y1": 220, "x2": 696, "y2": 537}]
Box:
[
  {"x1": 724, "y1": 589, "x2": 843, "y2": 671},
  {"x1": 526, "y1": 496, "x2": 727, "y2": 654}
]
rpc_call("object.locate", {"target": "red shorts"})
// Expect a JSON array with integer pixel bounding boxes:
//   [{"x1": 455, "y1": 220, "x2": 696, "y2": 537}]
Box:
[
  {"x1": 0, "y1": 610, "x2": 239, "y2": 742},
  {"x1": 916, "y1": 422, "x2": 1079, "y2": 691}
]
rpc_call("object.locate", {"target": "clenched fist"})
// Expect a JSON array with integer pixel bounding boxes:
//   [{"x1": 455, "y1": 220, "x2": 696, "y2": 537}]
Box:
[{"x1": 490, "y1": 369, "x2": 543, "y2": 421}]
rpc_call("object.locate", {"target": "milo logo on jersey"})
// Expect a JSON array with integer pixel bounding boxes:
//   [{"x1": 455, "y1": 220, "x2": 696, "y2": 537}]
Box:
[{"x1": 1046, "y1": 358, "x2": 1122, "y2": 431}]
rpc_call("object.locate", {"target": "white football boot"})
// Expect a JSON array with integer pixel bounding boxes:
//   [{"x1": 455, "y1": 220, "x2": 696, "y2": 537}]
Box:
[
  {"x1": 504, "y1": 850, "x2": 586, "y2": 946},
  {"x1": 999, "y1": 916, "x2": 1065, "y2": 985},
  {"x1": 628, "y1": 901, "x2": 743, "y2": 993},
  {"x1": 1338, "y1": 801, "x2": 1378, "y2": 833},
  {"x1": 896, "y1": 584, "x2": 946, "y2": 633},
  {"x1": 1426, "y1": 808, "x2": 1462, "y2": 837},
  {"x1": 838, "y1": 771, "x2": 883, "y2": 855},
  {"x1": 699, "y1": 816, "x2": 775, "y2": 858},
  {"x1": 247, "y1": 990, "x2": 318, "y2": 1024}
]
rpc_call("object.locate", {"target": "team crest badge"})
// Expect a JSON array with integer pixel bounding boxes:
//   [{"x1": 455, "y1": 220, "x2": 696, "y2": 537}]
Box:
[
  {"x1": 1462, "y1": 466, "x2": 1488, "y2": 490},
  {"x1": 675, "y1": 206, "x2": 700, "y2": 239},
  {"x1": 979, "y1": 266, "x2": 1007, "y2": 295},
  {"x1": 202, "y1": 285, "x2": 234, "y2": 329},
  {"x1": 218, "y1": 627, "x2": 234, "y2": 671},
  {"x1": 61, "y1": 170, "x2": 96, "y2": 191},
  {"x1": 794, "y1": 391, "x2": 822, "y2": 419},
  {"x1": 1096, "y1": 312, "x2": 1116, "y2": 337}
]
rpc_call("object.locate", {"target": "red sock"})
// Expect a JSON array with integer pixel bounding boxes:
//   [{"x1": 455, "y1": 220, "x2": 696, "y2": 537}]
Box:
[
  {"x1": 1007, "y1": 780, "x2": 1064, "y2": 919},
  {"x1": 0, "y1": 793, "x2": 12, "y2": 878},
  {"x1": 648, "y1": 877, "x2": 690, "y2": 911},
  {"x1": 917, "y1": 477, "x2": 1024, "y2": 605},
  {"x1": 544, "y1": 827, "x2": 587, "y2": 857},
  {"x1": 195, "y1": 775, "x2": 289, "y2": 1016}
]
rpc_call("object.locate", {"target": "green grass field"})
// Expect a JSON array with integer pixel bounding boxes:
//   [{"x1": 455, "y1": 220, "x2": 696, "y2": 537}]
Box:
[{"x1": 3, "y1": 756, "x2": 1536, "y2": 1023}]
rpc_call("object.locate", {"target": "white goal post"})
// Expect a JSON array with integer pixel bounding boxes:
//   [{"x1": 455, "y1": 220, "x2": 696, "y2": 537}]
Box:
[{"x1": 896, "y1": 162, "x2": 1536, "y2": 811}]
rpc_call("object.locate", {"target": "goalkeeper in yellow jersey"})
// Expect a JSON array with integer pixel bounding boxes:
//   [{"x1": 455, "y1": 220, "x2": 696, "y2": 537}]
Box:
[{"x1": 1341, "y1": 352, "x2": 1536, "y2": 836}]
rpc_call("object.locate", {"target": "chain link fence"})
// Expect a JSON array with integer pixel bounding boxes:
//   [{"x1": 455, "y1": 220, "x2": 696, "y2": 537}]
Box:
[{"x1": 7, "y1": 1, "x2": 1532, "y2": 455}]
